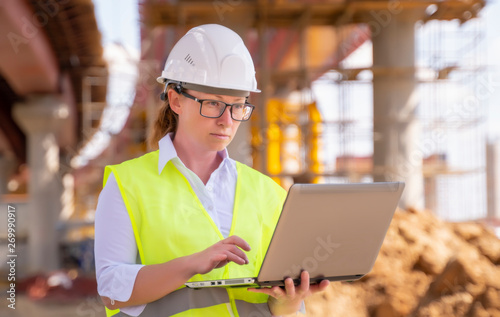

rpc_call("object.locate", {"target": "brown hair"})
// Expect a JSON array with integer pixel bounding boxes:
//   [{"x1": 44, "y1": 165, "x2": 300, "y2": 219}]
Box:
[{"x1": 147, "y1": 84, "x2": 179, "y2": 150}]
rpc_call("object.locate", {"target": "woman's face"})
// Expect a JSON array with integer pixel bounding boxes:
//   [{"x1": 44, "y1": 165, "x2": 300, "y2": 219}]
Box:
[{"x1": 169, "y1": 89, "x2": 245, "y2": 153}]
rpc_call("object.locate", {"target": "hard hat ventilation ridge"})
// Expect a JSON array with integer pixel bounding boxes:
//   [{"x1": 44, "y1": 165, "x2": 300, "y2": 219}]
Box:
[{"x1": 184, "y1": 54, "x2": 195, "y2": 66}]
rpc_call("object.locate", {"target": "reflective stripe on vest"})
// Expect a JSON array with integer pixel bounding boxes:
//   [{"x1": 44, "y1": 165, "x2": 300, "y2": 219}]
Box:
[
  {"x1": 114, "y1": 288, "x2": 230, "y2": 316},
  {"x1": 234, "y1": 300, "x2": 272, "y2": 317},
  {"x1": 102, "y1": 151, "x2": 286, "y2": 316},
  {"x1": 111, "y1": 289, "x2": 273, "y2": 317}
]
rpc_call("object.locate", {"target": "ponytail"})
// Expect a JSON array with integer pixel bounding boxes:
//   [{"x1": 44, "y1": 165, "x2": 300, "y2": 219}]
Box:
[{"x1": 147, "y1": 84, "x2": 179, "y2": 150}]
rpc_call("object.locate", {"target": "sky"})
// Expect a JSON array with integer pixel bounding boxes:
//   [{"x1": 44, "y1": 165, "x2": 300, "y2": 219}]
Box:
[{"x1": 93, "y1": 0, "x2": 140, "y2": 54}]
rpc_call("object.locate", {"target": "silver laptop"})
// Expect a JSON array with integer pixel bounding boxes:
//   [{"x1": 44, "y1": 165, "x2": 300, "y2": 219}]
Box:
[{"x1": 185, "y1": 181, "x2": 405, "y2": 289}]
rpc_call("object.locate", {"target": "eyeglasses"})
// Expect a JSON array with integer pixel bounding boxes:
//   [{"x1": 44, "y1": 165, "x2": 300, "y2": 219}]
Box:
[{"x1": 179, "y1": 91, "x2": 255, "y2": 121}]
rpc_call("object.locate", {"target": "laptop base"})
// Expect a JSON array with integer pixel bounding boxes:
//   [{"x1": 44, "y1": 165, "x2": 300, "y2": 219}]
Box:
[{"x1": 185, "y1": 274, "x2": 365, "y2": 289}]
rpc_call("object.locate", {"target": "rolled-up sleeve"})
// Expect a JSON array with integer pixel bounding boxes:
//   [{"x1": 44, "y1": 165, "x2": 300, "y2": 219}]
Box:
[{"x1": 94, "y1": 172, "x2": 146, "y2": 316}]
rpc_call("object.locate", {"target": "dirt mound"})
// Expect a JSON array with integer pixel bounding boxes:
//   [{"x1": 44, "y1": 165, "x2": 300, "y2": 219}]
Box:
[{"x1": 305, "y1": 208, "x2": 500, "y2": 317}]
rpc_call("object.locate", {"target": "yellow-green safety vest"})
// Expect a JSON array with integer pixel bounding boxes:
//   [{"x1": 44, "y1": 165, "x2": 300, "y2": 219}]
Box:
[{"x1": 101, "y1": 150, "x2": 286, "y2": 316}]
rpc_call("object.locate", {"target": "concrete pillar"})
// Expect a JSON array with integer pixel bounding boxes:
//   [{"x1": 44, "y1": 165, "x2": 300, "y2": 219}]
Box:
[
  {"x1": 0, "y1": 155, "x2": 6, "y2": 195},
  {"x1": 372, "y1": 12, "x2": 424, "y2": 210},
  {"x1": 256, "y1": 20, "x2": 270, "y2": 173},
  {"x1": 145, "y1": 28, "x2": 158, "y2": 152},
  {"x1": 13, "y1": 95, "x2": 69, "y2": 272},
  {"x1": 0, "y1": 153, "x2": 15, "y2": 195},
  {"x1": 424, "y1": 176, "x2": 437, "y2": 213},
  {"x1": 487, "y1": 141, "x2": 500, "y2": 219}
]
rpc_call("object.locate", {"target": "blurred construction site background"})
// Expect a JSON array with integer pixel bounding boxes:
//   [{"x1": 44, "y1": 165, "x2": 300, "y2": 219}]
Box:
[{"x1": 1, "y1": 0, "x2": 500, "y2": 316}]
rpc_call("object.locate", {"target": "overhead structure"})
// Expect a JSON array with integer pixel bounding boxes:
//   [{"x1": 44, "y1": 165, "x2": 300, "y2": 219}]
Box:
[
  {"x1": 140, "y1": 0, "x2": 484, "y2": 92},
  {"x1": 142, "y1": 0, "x2": 484, "y2": 27}
]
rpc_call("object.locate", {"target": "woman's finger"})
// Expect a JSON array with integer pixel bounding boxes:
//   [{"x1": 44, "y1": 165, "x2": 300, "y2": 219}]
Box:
[
  {"x1": 298, "y1": 271, "x2": 310, "y2": 294},
  {"x1": 284, "y1": 277, "x2": 295, "y2": 298},
  {"x1": 309, "y1": 279, "x2": 330, "y2": 293},
  {"x1": 225, "y1": 244, "x2": 249, "y2": 263},
  {"x1": 222, "y1": 235, "x2": 251, "y2": 251},
  {"x1": 223, "y1": 250, "x2": 248, "y2": 265},
  {"x1": 247, "y1": 286, "x2": 285, "y2": 299}
]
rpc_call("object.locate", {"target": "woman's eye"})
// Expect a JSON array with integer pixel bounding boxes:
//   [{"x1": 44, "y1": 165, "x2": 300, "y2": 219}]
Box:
[{"x1": 207, "y1": 101, "x2": 219, "y2": 107}]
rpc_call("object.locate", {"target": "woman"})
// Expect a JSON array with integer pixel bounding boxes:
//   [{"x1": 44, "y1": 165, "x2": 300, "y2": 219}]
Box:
[{"x1": 94, "y1": 24, "x2": 329, "y2": 317}]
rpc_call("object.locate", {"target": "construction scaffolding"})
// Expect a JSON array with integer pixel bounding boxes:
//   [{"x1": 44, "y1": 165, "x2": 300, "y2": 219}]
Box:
[
  {"x1": 417, "y1": 17, "x2": 487, "y2": 221},
  {"x1": 313, "y1": 26, "x2": 374, "y2": 184}
]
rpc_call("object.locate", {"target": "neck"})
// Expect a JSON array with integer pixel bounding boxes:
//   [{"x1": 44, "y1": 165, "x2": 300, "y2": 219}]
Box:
[{"x1": 172, "y1": 134, "x2": 223, "y2": 184}]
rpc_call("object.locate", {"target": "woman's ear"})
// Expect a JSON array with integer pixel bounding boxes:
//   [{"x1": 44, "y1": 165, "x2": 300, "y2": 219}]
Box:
[{"x1": 168, "y1": 88, "x2": 182, "y2": 115}]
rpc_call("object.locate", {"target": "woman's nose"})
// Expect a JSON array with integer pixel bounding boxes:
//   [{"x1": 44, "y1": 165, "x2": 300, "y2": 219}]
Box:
[{"x1": 217, "y1": 105, "x2": 233, "y2": 125}]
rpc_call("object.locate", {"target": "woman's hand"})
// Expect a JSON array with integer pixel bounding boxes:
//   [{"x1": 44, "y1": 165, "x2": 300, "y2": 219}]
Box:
[
  {"x1": 248, "y1": 271, "x2": 330, "y2": 316},
  {"x1": 189, "y1": 235, "x2": 252, "y2": 275}
]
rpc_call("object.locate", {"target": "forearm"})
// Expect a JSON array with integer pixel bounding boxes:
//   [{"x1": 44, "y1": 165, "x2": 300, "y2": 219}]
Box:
[{"x1": 102, "y1": 255, "x2": 197, "y2": 310}]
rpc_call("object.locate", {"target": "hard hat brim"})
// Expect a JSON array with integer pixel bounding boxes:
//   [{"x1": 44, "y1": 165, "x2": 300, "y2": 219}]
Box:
[{"x1": 157, "y1": 78, "x2": 260, "y2": 97}]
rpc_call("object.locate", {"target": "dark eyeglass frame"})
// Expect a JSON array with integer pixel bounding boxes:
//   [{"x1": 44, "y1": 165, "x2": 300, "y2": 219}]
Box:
[{"x1": 179, "y1": 90, "x2": 255, "y2": 121}]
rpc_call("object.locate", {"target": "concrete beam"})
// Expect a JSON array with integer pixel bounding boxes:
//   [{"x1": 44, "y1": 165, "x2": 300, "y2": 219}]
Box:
[
  {"x1": 142, "y1": 0, "x2": 485, "y2": 28},
  {"x1": 0, "y1": 0, "x2": 60, "y2": 95}
]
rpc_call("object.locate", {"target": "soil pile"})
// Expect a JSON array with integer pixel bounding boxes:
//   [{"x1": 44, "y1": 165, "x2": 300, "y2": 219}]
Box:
[{"x1": 305, "y1": 208, "x2": 500, "y2": 317}]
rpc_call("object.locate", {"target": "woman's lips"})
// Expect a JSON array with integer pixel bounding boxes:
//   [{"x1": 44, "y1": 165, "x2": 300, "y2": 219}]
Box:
[{"x1": 211, "y1": 133, "x2": 230, "y2": 140}]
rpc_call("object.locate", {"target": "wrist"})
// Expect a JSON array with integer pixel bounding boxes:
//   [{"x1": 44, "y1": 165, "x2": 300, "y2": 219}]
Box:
[{"x1": 179, "y1": 253, "x2": 200, "y2": 278}]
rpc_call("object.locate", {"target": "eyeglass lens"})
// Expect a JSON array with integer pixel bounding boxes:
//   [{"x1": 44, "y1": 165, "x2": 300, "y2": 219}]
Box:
[{"x1": 201, "y1": 100, "x2": 253, "y2": 121}]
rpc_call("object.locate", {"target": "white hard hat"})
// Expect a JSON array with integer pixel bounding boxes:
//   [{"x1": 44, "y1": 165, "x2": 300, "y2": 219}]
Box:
[{"x1": 157, "y1": 24, "x2": 260, "y2": 97}]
